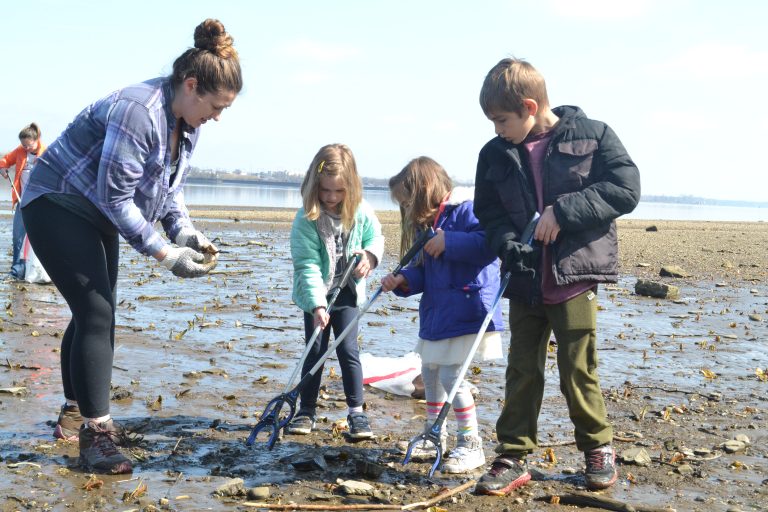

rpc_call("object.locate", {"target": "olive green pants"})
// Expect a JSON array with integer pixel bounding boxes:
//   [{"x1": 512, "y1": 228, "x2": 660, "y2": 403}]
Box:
[{"x1": 495, "y1": 289, "x2": 612, "y2": 455}]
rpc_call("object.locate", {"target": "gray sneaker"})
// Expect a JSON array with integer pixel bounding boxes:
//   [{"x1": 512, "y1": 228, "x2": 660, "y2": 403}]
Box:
[
  {"x1": 79, "y1": 420, "x2": 132, "y2": 474},
  {"x1": 442, "y1": 434, "x2": 485, "y2": 473},
  {"x1": 286, "y1": 413, "x2": 316, "y2": 435},
  {"x1": 347, "y1": 413, "x2": 374, "y2": 439}
]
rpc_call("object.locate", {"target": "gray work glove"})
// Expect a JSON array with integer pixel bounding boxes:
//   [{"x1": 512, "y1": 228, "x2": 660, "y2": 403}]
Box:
[
  {"x1": 160, "y1": 246, "x2": 217, "y2": 278},
  {"x1": 174, "y1": 228, "x2": 218, "y2": 254}
]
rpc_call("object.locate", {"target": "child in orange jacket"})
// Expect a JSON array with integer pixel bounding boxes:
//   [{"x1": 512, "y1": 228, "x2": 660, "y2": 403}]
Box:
[{"x1": 0, "y1": 123, "x2": 45, "y2": 279}]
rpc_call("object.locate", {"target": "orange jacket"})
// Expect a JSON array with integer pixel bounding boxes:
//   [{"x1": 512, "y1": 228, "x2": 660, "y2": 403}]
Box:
[{"x1": 0, "y1": 141, "x2": 46, "y2": 207}]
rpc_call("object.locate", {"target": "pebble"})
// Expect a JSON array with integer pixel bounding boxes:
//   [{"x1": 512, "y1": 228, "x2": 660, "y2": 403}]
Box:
[
  {"x1": 214, "y1": 478, "x2": 245, "y2": 497},
  {"x1": 721, "y1": 440, "x2": 747, "y2": 454},
  {"x1": 676, "y1": 464, "x2": 694, "y2": 475},
  {"x1": 620, "y1": 447, "x2": 652, "y2": 466},
  {"x1": 338, "y1": 480, "x2": 374, "y2": 496},
  {"x1": 748, "y1": 314, "x2": 763, "y2": 322},
  {"x1": 734, "y1": 434, "x2": 750, "y2": 444},
  {"x1": 247, "y1": 487, "x2": 271, "y2": 500},
  {"x1": 693, "y1": 447, "x2": 712, "y2": 456}
]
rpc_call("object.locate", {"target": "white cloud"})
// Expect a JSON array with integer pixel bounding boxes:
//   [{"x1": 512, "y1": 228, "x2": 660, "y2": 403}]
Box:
[
  {"x1": 549, "y1": 0, "x2": 656, "y2": 20},
  {"x1": 279, "y1": 39, "x2": 361, "y2": 63},
  {"x1": 653, "y1": 43, "x2": 768, "y2": 81}
]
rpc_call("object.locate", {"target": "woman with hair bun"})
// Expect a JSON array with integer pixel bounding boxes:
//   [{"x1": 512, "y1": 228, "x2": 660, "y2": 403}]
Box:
[
  {"x1": 20, "y1": 18, "x2": 243, "y2": 474},
  {"x1": 0, "y1": 122, "x2": 45, "y2": 279}
]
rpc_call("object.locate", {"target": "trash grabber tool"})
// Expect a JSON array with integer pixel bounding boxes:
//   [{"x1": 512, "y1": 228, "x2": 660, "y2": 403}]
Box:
[
  {"x1": 249, "y1": 227, "x2": 434, "y2": 449},
  {"x1": 247, "y1": 253, "x2": 361, "y2": 448},
  {"x1": 403, "y1": 213, "x2": 540, "y2": 476},
  {"x1": 4, "y1": 173, "x2": 21, "y2": 210}
]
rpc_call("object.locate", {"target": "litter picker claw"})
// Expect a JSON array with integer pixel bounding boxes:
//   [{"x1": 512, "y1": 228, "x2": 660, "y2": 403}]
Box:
[
  {"x1": 246, "y1": 253, "x2": 360, "y2": 449},
  {"x1": 247, "y1": 228, "x2": 433, "y2": 449},
  {"x1": 402, "y1": 213, "x2": 539, "y2": 476}
]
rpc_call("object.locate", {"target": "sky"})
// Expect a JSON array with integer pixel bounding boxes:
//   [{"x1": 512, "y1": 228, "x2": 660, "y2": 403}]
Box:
[{"x1": 2, "y1": 0, "x2": 766, "y2": 202}]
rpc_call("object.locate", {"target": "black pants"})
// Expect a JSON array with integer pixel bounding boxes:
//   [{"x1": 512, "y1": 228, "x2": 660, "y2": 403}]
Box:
[
  {"x1": 299, "y1": 289, "x2": 363, "y2": 412},
  {"x1": 22, "y1": 197, "x2": 119, "y2": 418}
]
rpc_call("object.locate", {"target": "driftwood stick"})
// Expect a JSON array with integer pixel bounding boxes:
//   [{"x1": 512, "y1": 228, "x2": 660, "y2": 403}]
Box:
[
  {"x1": 241, "y1": 503, "x2": 400, "y2": 510},
  {"x1": 401, "y1": 479, "x2": 476, "y2": 510},
  {"x1": 542, "y1": 491, "x2": 675, "y2": 512},
  {"x1": 241, "y1": 479, "x2": 477, "y2": 511}
]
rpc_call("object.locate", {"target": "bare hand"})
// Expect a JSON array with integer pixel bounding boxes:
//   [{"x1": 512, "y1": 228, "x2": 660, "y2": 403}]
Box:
[
  {"x1": 380, "y1": 273, "x2": 406, "y2": 292},
  {"x1": 353, "y1": 250, "x2": 375, "y2": 278},
  {"x1": 423, "y1": 228, "x2": 445, "y2": 257},
  {"x1": 534, "y1": 206, "x2": 560, "y2": 245},
  {"x1": 313, "y1": 307, "x2": 330, "y2": 329}
]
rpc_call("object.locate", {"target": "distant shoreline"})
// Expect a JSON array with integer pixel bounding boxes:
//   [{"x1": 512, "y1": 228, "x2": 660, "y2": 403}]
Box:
[{"x1": 184, "y1": 177, "x2": 767, "y2": 208}]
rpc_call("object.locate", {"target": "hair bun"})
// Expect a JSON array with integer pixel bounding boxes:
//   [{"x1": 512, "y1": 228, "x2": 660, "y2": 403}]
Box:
[{"x1": 193, "y1": 18, "x2": 236, "y2": 59}]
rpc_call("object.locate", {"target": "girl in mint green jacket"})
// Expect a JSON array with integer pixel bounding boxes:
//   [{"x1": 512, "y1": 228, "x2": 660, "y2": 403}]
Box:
[{"x1": 287, "y1": 143, "x2": 384, "y2": 439}]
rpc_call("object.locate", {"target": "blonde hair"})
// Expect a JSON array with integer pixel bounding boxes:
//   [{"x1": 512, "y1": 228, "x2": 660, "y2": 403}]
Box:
[
  {"x1": 479, "y1": 57, "x2": 549, "y2": 116},
  {"x1": 300, "y1": 144, "x2": 362, "y2": 230},
  {"x1": 389, "y1": 156, "x2": 452, "y2": 259},
  {"x1": 171, "y1": 18, "x2": 243, "y2": 95}
]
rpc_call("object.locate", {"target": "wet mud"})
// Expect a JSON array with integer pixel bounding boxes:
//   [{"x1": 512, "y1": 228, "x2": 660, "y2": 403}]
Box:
[{"x1": 0, "y1": 209, "x2": 767, "y2": 511}]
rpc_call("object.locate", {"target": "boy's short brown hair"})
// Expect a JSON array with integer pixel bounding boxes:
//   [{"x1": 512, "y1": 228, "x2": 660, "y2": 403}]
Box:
[{"x1": 479, "y1": 58, "x2": 549, "y2": 116}]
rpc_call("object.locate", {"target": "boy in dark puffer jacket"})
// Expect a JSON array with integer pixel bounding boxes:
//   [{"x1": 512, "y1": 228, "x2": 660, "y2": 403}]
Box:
[{"x1": 473, "y1": 57, "x2": 640, "y2": 495}]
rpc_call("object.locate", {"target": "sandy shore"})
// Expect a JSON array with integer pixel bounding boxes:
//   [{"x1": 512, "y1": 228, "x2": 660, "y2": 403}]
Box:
[{"x1": 189, "y1": 205, "x2": 768, "y2": 283}]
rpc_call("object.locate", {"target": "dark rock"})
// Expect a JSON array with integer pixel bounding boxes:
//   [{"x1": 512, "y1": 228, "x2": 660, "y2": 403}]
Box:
[
  {"x1": 635, "y1": 279, "x2": 680, "y2": 299},
  {"x1": 290, "y1": 453, "x2": 328, "y2": 471},
  {"x1": 645, "y1": 225, "x2": 658, "y2": 232}
]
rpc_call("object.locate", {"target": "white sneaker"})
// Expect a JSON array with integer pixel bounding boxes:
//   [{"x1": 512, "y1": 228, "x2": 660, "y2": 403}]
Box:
[
  {"x1": 396, "y1": 434, "x2": 447, "y2": 461},
  {"x1": 441, "y1": 434, "x2": 485, "y2": 473}
]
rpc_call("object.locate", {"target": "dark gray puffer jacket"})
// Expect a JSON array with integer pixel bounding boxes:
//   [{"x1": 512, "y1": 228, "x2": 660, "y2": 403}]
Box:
[{"x1": 473, "y1": 105, "x2": 641, "y2": 304}]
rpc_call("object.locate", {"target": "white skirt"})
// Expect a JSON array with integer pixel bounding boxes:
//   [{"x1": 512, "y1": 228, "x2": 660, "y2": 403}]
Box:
[{"x1": 415, "y1": 331, "x2": 503, "y2": 366}]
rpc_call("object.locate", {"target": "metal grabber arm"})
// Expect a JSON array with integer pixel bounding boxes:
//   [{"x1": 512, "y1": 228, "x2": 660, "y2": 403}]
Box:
[
  {"x1": 403, "y1": 213, "x2": 539, "y2": 476},
  {"x1": 246, "y1": 253, "x2": 361, "y2": 449}
]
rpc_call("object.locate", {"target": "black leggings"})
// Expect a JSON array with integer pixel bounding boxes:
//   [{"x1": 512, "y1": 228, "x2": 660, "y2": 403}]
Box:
[
  {"x1": 299, "y1": 290, "x2": 363, "y2": 411},
  {"x1": 22, "y1": 197, "x2": 119, "y2": 418}
]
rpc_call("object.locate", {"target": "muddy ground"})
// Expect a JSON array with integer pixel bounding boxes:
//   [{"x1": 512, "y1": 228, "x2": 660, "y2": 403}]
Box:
[{"x1": 0, "y1": 206, "x2": 766, "y2": 512}]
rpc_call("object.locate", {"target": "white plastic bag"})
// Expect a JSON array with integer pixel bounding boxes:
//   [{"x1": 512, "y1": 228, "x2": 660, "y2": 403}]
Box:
[
  {"x1": 23, "y1": 235, "x2": 51, "y2": 284},
  {"x1": 361, "y1": 351, "x2": 423, "y2": 398}
]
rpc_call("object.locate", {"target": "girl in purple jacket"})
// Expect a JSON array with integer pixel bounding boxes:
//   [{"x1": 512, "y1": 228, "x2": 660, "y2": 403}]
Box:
[{"x1": 381, "y1": 156, "x2": 503, "y2": 473}]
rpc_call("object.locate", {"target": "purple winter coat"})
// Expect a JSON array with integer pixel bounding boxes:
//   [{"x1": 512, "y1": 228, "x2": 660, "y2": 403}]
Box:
[{"x1": 394, "y1": 188, "x2": 504, "y2": 341}]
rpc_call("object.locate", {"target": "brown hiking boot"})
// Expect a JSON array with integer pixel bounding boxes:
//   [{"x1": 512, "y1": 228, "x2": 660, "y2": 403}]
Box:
[
  {"x1": 54, "y1": 404, "x2": 142, "y2": 447},
  {"x1": 79, "y1": 420, "x2": 133, "y2": 474},
  {"x1": 54, "y1": 404, "x2": 82, "y2": 442}
]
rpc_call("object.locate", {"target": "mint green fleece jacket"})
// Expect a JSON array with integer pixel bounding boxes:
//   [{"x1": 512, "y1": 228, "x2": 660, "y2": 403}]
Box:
[{"x1": 290, "y1": 200, "x2": 384, "y2": 314}]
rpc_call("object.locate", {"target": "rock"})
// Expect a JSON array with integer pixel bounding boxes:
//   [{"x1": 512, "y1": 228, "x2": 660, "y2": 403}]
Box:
[
  {"x1": 637, "y1": 262, "x2": 651, "y2": 267},
  {"x1": 355, "y1": 459, "x2": 386, "y2": 479},
  {"x1": 722, "y1": 260, "x2": 734, "y2": 268},
  {"x1": 635, "y1": 279, "x2": 680, "y2": 299},
  {"x1": 660, "y1": 265, "x2": 691, "y2": 278},
  {"x1": 693, "y1": 447, "x2": 712, "y2": 456},
  {"x1": 247, "y1": 487, "x2": 271, "y2": 500},
  {"x1": 721, "y1": 440, "x2": 747, "y2": 453},
  {"x1": 620, "y1": 447, "x2": 652, "y2": 466},
  {"x1": 213, "y1": 478, "x2": 245, "y2": 497},
  {"x1": 338, "y1": 480, "x2": 375, "y2": 496},
  {"x1": 748, "y1": 314, "x2": 763, "y2": 322},
  {"x1": 645, "y1": 225, "x2": 658, "y2": 232},
  {"x1": 734, "y1": 434, "x2": 751, "y2": 445},
  {"x1": 676, "y1": 463, "x2": 694, "y2": 475},
  {"x1": 290, "y1": 453, "x2": 328, "y2": 472}
]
